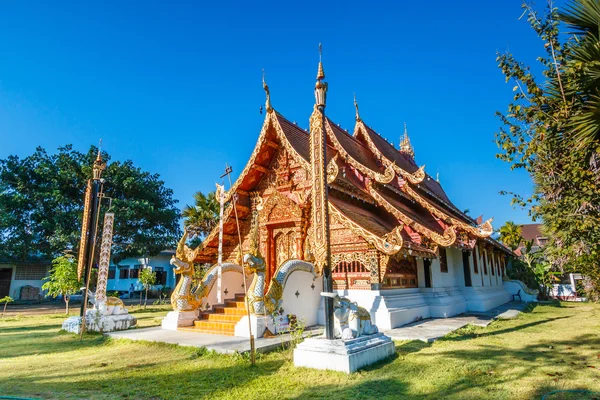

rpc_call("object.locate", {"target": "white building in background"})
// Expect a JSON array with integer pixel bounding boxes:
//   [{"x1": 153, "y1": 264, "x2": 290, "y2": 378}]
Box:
[
  {"x1": 0, "y1": 249, "x2": 177, "y2": 300},
  {"x1": 107, "y1": 250, "x2": 176, "y2": 294},
  {"x1": 0, "y1": 263, "x2": 49, "y2": 300}
]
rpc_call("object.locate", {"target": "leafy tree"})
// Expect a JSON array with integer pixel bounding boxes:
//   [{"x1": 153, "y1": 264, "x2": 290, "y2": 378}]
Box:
[
  {"x1": 182, "y1": 191, "x2": 219, "y2": 238},
  {"x1": 139, "y1": 267, "x2": 156, "y2": 309},
  {"x1": 42, "y1": 255, "x2": 81, "y2": 314},
  {"x1": 498, "y1": 221, "x2": 523, "y2": 251},
  {"x1": 0, "y1": 145, "x2": 181, "y2": 263},
  {"x1": 495, "y1": 1, "x2": 600, "y2": 300},
  {"x1": 0, "y1": 296, "x2": 13, "y2": 317}
]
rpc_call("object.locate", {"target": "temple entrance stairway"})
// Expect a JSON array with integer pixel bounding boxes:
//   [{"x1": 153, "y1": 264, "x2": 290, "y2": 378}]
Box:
[{"x1": 180, "y1": 293, "x2": 246, "y2": 336}]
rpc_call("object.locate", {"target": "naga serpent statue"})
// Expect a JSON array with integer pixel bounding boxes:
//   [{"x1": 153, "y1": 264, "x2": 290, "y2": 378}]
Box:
[
  {"x1": 170, "y1": 231, "x2": 245, "y2": 312},
  {"x1": 244, "y1": 253, "x2": 316, "y2": 315}
]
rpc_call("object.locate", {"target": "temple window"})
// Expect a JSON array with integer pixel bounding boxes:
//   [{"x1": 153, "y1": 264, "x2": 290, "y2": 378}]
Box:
[
  {"x1": 439, "y1": 247, "x2": 448, "y2": 273},
  {"x1": 108, "y1": 267, "x2": 116, "y2": 279},
  {"x1": 119, "y1": 267, "x2": 129, "y2": 279},
  {"x1": 332, "y1": 260, "x2": 370, "y2": 290},
  {"x1": 130, "y1": 265, "x2": 141, "y2": 279},
  {"x1": 472, "y1": 249, "x2": 478, "y2": 274}
]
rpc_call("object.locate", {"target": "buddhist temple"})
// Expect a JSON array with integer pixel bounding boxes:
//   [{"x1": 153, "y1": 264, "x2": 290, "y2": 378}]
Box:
[{"x1": 164, "y1": 56, "x2": 514, "y2": 337}]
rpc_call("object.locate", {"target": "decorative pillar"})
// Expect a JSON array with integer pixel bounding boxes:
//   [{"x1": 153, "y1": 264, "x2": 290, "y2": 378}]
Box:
[
  {"x1": 216, "y1": 183, "x2": 226, "y2": 303},
  {"x1": 96, "y1": 212, "x2": 115, "y2": 305},
  {"x1": 309, "y1": 44, "x2": 334, "y2": 340}
]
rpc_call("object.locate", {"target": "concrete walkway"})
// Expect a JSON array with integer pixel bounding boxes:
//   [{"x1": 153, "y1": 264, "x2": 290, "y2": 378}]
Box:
[
  {"x1": 384, "y1": 301, "x2": 530, "y2": 343},
  {"x1": 106, "y1": 325, "x2": 323, "y2": 354},
  {"x1": 105, "y1": 302, "x2": 530, "y2": 352}
]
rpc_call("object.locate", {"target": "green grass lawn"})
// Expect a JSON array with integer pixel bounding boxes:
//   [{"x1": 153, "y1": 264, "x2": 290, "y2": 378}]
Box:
[{"x1": 1, "y1": 303, "x2": 599, "y2": 400}]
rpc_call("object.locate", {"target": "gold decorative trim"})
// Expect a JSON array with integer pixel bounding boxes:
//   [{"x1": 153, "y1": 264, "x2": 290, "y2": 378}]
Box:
[
  {"x1": 325, "y1": 119, "x2": 396, "y2": 184},
  {"x1": 402, "y1": 184, "x2": 493, "y2": 237},
  {"x1": 77, "y1": 179, "x2": 92, "y2": 280},
  {"x1": 329, "y1": 203, "x2": 402, "y2": 255},
  {"x1": 354, "y1": 121, "x2": 425, "y2": 184},
  {"x1": 368, "y1": 182, "x2": 456, "y2": 246},
  {"x1": 271, "y1": 113, "x2": 311, "y2": 171},
  {"x1": 224, "y1": 112, "x2": 310, "y2": 204},
  {"x1": 326, "y1": 154, "x2": 339, "y2": 184},
  {"x1": 309, "y1": 106, "x2": 330, "y2": 272}
]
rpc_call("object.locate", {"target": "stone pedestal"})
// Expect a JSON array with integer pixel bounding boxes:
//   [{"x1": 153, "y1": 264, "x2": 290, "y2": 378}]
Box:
[
  {"x1": 234, "y1": 314, "x2": 274, "y2": 338},
  {"x1": 293, "y1": 333, "x2": 395, "y2": 373},
  {"x1": 62, "y1": 310, "x2": 137, "y2": 333},
  {"x1": 161, "y1": 310, "x2": 198, "y2": 330}
]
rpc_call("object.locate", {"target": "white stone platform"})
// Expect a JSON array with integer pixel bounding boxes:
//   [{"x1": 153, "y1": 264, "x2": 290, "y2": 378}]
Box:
[
  {"x1": 294, "y1": 333, "x2": 395, "y2": 374},
  {"x1": 106, "y1": 325, "x2": 323, "y2": 354},
  {"x1": 384, "y1": 301, "x2": 529, "y2": 343}
]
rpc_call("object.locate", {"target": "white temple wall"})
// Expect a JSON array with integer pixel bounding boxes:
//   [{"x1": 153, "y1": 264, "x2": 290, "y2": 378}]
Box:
[
  {"x1": 281, "y1": 271, "x2": 323, "y2": 327},
  {"x1": 416, "y1": 258, "x2": 426, "y2": 288}
]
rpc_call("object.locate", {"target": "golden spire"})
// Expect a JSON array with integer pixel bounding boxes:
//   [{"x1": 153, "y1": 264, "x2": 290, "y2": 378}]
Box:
[
  {"x1": 399, "y1": 122, "x2": 414, "y2": 158},
  {"x1": 354, "y1": 93, "x2": 360, "y2": 121},
  {"x1": 92, "y1": 139, "x2": 106, "y2": 180},
  {"x1": 314, "y1": 43, "x2": 328, "y2": 108},
  {"x1": 262, "y1": 69, "x2": 273, "y2": 113},
  {"x1": 317, "y1": 43, "x2": 325, "y2": 80}
]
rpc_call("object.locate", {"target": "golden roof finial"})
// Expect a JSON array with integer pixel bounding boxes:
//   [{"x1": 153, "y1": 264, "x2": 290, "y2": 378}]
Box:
[
  {"x1": 262, "y1": 69, "x2": 273, "y2": 113},
  {"x1": 399, "y1": 123, "x2": 414, "y2": 158},
  {"x1": 93, "y1": 139, "x2": 106, "y2": 180},
  {"x1": 317, "y1": 43, "x2": 325, "y2": 81},
  {"x1": 314, "y1": 43, "x2": 328, "y2": 107},
  {"x1": 354, "y1": 93, "x2": 360, "y2": 121}
]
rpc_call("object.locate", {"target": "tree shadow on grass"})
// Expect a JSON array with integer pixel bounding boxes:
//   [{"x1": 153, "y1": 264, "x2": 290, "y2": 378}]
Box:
[
  {"x1": 395, "y1": 340, "x2": 432, "y2": 355},
  {"x1": 0, "y1": 323, "x2": 62, "y2": 333},
  {"x1": 440, "y1": 316, "x2": 572, "y2": 343},
  {"x1": 0, "y1": 356, "x2": 286, "y2": 400},
  {"x1": 290, "y1": 377, "x2": 410, "y2": 400},
  {"x1": 0, "y1": 330, "x2": 109, "y2": 359},
  {"x1": 416, "y1": 334, "x2": 600, "y2": 399}
]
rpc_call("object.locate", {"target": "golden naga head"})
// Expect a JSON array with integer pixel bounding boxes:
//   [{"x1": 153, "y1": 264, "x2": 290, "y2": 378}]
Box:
[{"x1": 171, "y1": 230, "x2": 195, "y2": 275}]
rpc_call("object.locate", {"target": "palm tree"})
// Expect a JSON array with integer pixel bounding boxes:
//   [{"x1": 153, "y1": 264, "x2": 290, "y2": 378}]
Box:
[
  {"x1": 558, "y1": 0, "x2": 600, "y2": 151},
  {"x1": 498, "y1": 221, "x2": 523, "y2": 251},
  {"x1": 182, "y1": 191, "x2": 219, "y2": 238}
]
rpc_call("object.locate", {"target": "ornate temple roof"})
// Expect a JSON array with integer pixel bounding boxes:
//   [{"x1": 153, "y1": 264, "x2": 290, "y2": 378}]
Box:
[{"x1": 191, "y1": 74, "x2": 510, "y2": 264}]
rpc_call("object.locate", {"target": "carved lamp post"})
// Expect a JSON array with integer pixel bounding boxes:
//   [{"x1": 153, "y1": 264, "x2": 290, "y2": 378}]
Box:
[{"x1": 312, "y1": 44, "x2": 335, "y2": 340}]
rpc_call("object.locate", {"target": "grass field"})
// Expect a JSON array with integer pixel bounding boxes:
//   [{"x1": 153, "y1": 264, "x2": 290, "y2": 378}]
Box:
[{"x1": 1, "y1": 302, "x2": 599, "y2": 400}]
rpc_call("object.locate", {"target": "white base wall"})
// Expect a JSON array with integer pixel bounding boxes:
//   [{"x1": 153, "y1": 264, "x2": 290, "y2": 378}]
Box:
[
  {"x1": 460, "y1": 286, "x2": 512, "y2": 312},
  {"x1": 332, "y1": 285, "x2": 513, "y2": 331},
  {"x1": 421, "y1": 287, "x2": 467, "y2": 318},
  {"x1": 161, "y1": 310, "x2": 199, "y2": 330},
  {"x1": 234, "y1": 315, "x2": 274, "y2": 338}
]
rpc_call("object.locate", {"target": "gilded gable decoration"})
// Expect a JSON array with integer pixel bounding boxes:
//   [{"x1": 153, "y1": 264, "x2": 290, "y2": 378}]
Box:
[
  {"x1": 329, "y1": 203, "x2": 402, "y2": 255},
  {"x1": 327, "y1": 154, "x2": 339, "y2": 184}
]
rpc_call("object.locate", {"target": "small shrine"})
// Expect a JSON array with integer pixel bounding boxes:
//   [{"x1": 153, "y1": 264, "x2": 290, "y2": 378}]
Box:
[{"x1": 164, "y1": 52, "x2": 513, "y2": 345}]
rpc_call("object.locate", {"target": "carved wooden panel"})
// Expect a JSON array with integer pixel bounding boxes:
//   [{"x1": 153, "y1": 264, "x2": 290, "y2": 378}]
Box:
[{"x1": 382, "y1": 255, "x2": 418, "y2": 288}]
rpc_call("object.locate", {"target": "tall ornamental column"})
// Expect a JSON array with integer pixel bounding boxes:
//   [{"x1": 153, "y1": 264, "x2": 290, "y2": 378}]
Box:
[{"x1": 309, "y1": 44, "x2": 334, "y2": 340}]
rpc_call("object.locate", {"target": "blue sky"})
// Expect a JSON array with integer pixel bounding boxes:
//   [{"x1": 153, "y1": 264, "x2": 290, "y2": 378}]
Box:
[{"x1": 0, "y1": 1, "x2": 553, "y2": 228}]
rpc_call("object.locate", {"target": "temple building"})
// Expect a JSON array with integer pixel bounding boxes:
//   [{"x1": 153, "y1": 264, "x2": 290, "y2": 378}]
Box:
[{"x1": 169, "y1": 60, "x2": 515, "y2": 336}]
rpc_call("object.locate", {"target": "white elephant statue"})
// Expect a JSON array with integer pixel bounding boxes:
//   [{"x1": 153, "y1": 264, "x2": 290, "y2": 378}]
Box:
[
  {"x1": 87, "y1": 290, "x2": 128, "y2": 316},
  {"x1": 321, "y1": 292, "x2": 378, "y2": 339}
]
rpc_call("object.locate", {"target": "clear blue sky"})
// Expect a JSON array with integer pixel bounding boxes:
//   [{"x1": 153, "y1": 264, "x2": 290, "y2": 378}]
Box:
[{"x1": 0, "y1": 0, "x2": 553, "y2": 228}]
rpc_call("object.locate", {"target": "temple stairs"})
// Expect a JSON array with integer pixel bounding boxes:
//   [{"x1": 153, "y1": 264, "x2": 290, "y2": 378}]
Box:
[{"x1": 181, "y1": 293, "x2": 247, "y2": 336}]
